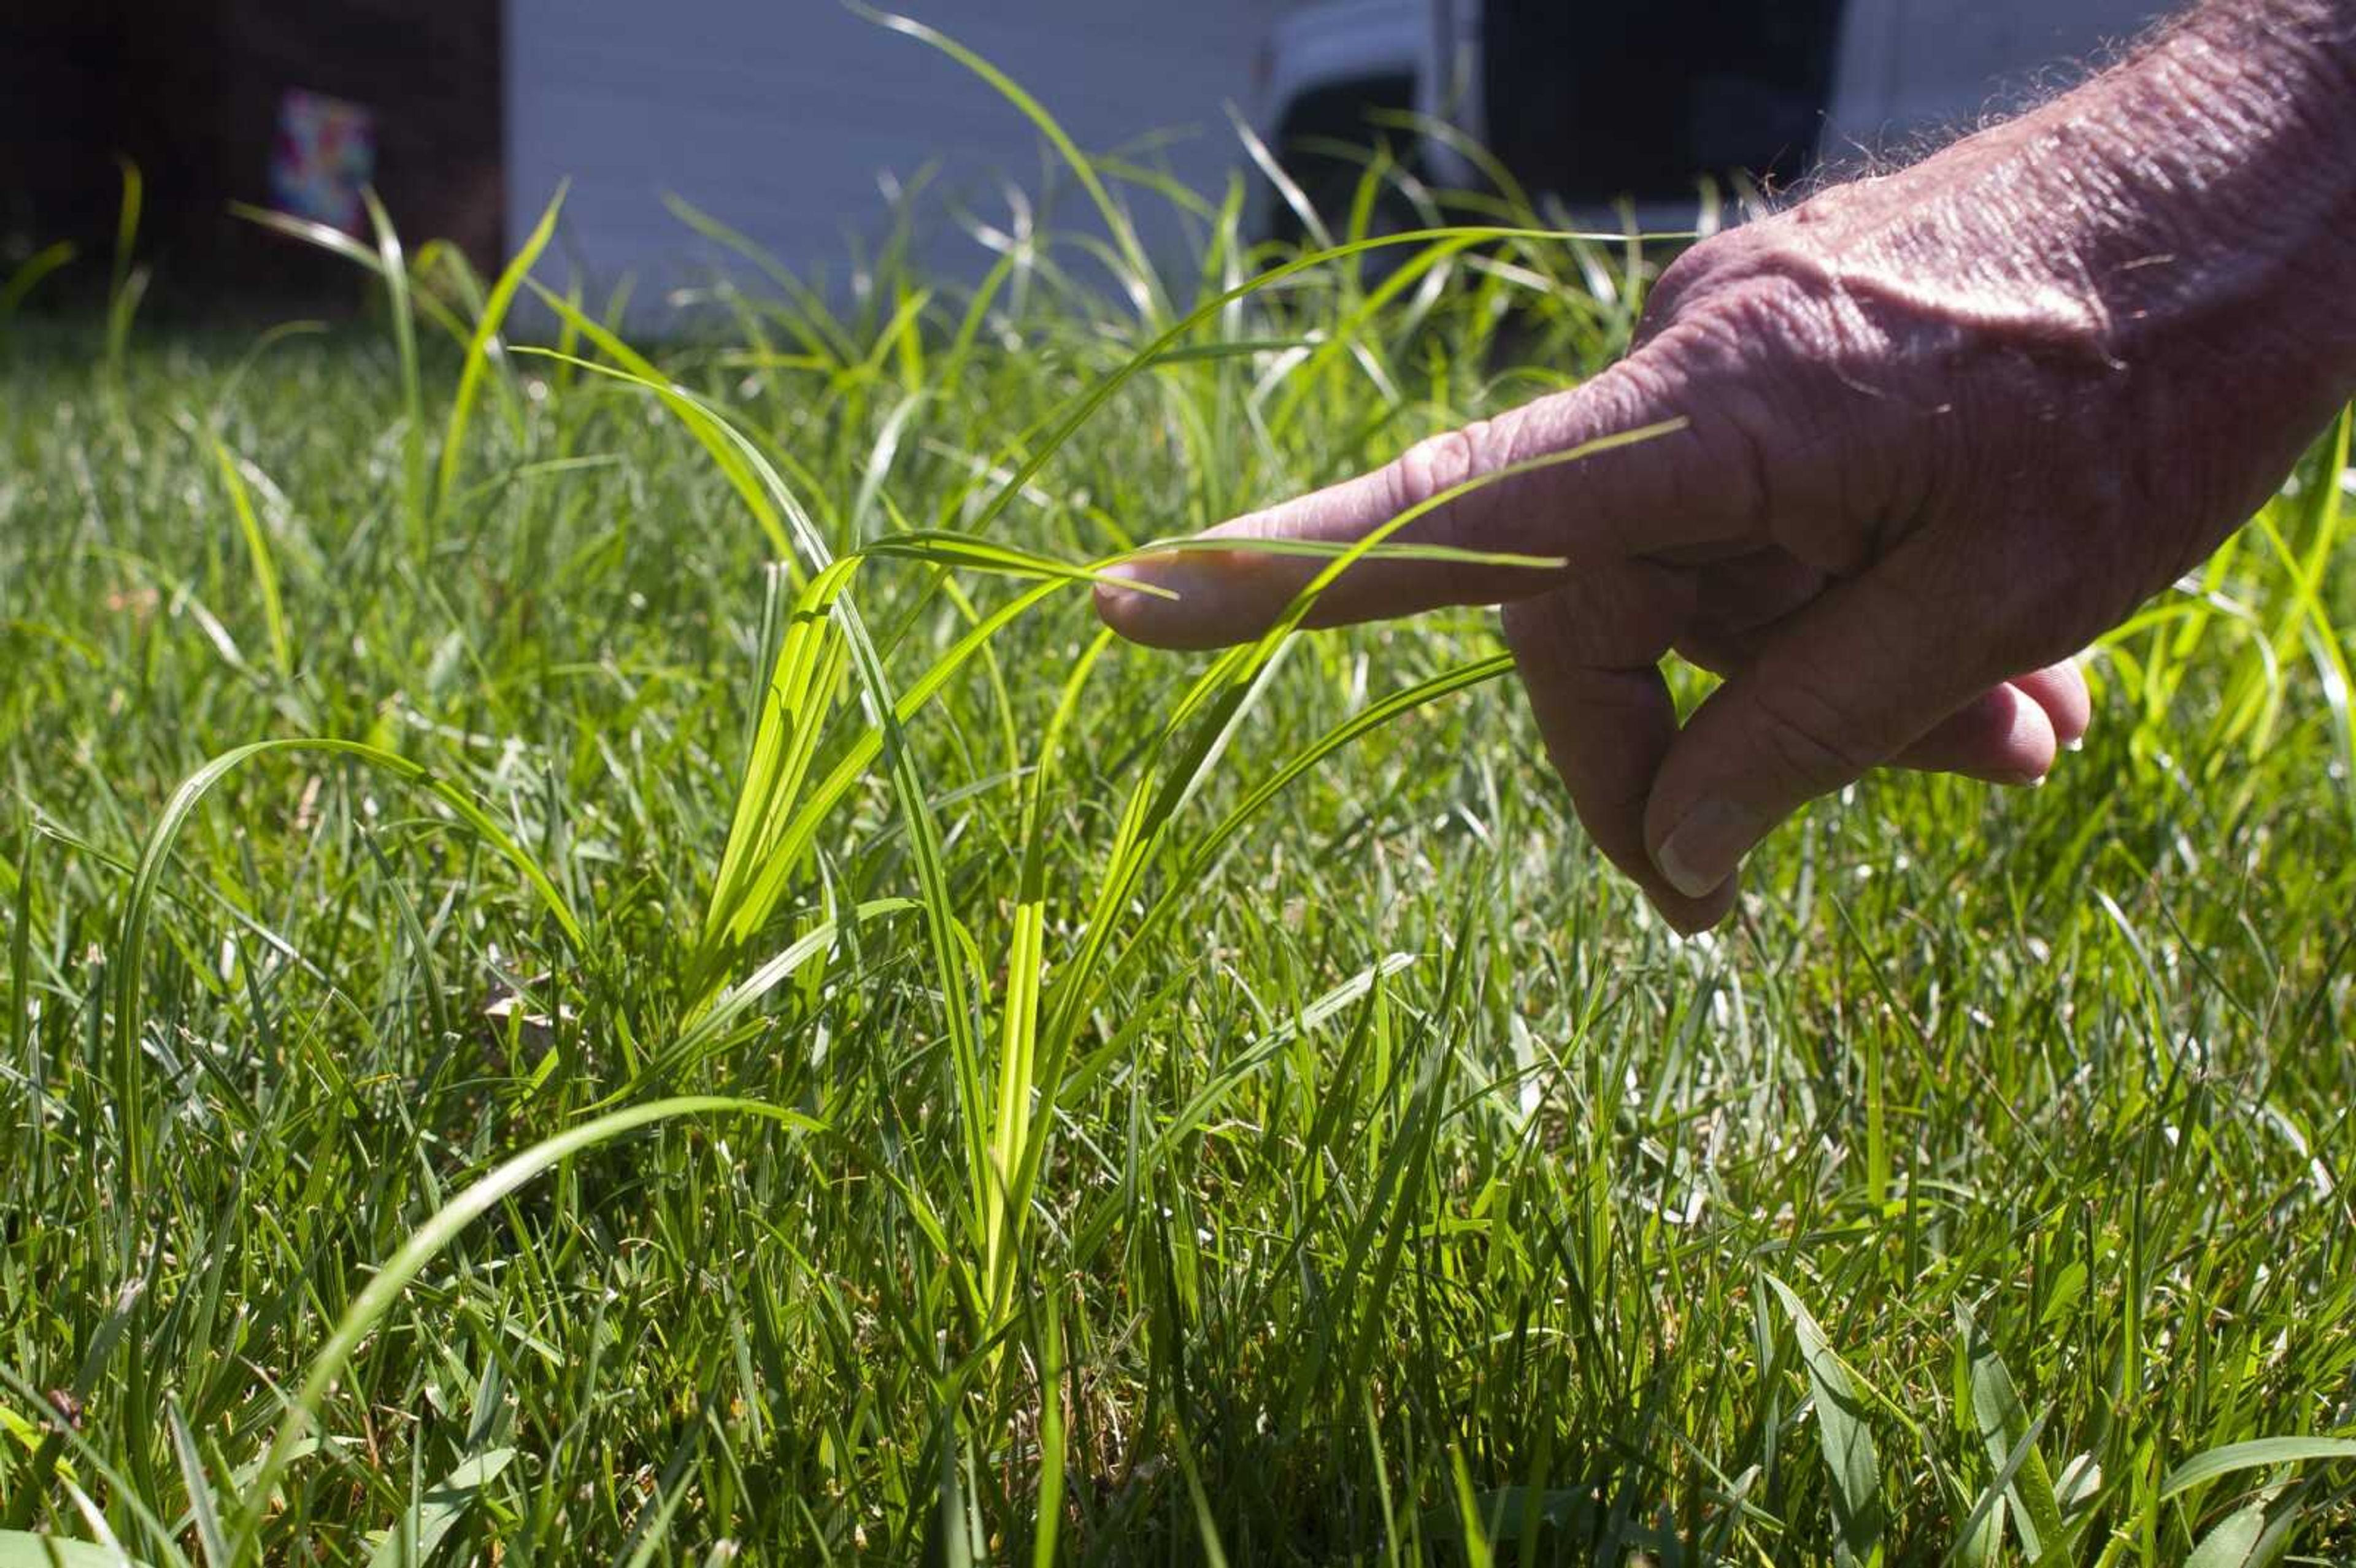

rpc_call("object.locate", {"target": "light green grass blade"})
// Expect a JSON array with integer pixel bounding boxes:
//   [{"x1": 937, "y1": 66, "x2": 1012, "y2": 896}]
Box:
[
  {"x1": 982, "y1": 629, "x2": 1111, "y2": 1316},
  {"x1": 210, "y1": 440, "x2": 290, "y2": 681},
  {"x1": 363, "y1": 1447, "x2": 514, "y2": 1568},
  {"x1": 230, "y1": 1097, "x2": 822, "y2": 1565},
  {"x1": 102, "y1": 159, "x2": 146, "y2": 383},
  {"x1": 0, "y1": 1534, "x2": 144, "y2": 1568},
  {"x1": 115, "y1": 737, "x2": 590, "y2": 1186},
  {"x1": 360, "y1": 190, "x2": 428, "y2": 541},
  {"x1": 514, "y1": 328, "x2": 791, "y2": 558},
  {"x1": 861, "y1": 531, "x2": 1179, "y2": 598},
  {"x1": 222, "y1": 207, "x2": 478, "y2": 348},
  {"x1": 1029, "y1": 1287, "x2": 1064, "y2": 1568},
  {"x1": 1168, "y1": 1424, "x2": 1232, "y2": 1568},
  {"x1": 698, "y1": 558, "x2": 861, "y2": 969},
  {"x1": 1140, "y1": 535, "x2": 1566, "y2": 571},
  {"x1": 2160, "y1": 1437, "x2": 2356, "y2": 1499},
  {"x1": 165, "y1": 1397, "x2": 228, "y2": 1568},
  {"x1": 737, "y1": 581, "x2": 1069, "y2": 928},
  {"x1": 435, "y1": 183, "x2": 566, "y2": 515},
  {"x1": 2184, "y1": 1504, "x2": 2269, "y2": 1568},
  {"x1": 857, "y1": 7, "x2": 1161, "y2": 320},
  {"x1": 1958, "y1": 1307, "x2": 2069, "y2": 1562},
  {"x1": 1448, "y1": 1449, "x2": 1496, "y2": 1568},
  {"x1": 1768, "y1": 1275, "x2": 1886, "y2": 1566},
  {"x1": 662, "y1": 192, "x2": 859, "y2": 366}
]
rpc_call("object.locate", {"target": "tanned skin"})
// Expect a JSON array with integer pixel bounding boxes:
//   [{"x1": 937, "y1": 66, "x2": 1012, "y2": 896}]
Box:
[{"x1": 1098, "y1": 1, "x2": 2356, "y2": 932}]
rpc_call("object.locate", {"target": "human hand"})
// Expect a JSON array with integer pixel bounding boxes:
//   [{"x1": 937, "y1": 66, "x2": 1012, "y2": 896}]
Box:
[{"x1": 1096, "y1": 4, "x2": 2356, "y2": 932}]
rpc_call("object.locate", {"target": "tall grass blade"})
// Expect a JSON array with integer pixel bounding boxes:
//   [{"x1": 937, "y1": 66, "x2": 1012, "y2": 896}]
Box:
[
  {"x1": 363, "y1": 1448, "x2": 515, "y2": 1568},
  {"x1": 360, "y1": 190, "x2": 429, "y2": 542},
  {"x1": 210, "y1": 441, "x2": 291, "y2": 681},
  {"x1": 164, "y1": 1397, "x2": 228, "y2": 1567},
  {"x1": 2160, "y1": 1437, "x2": 2356, "y2": 1499},
  {"x1": 229, "y1": 1097, "x2": 822, "y2": 1566},
  {"x1": 515, "y1": 317, "x2": 793, "y2": 558},
  {"x1": 115, "y1": 738, "x2": 590, "y2": 1186},
  {"x1": 103, "y1": 159, "x2": 147, "y2": 383},
  {"x1": 1029, "y1": 1287, "x2": 1065, "y2": 1568},
  {"x1": 698, "y1": 559, "x2": 860, "y2": 972},
  {"x1": 0, "y1": 241, "x2": 76, "y2": 325},
  {"x1": 1958, "y1": 1308, "x2": 2068, "y2": 1562},
  {"x1": 982, "y1": 629, "x2": 1111, "y2": 1316},
  {"x1": 1767, "y1": 1275, "x2": 1886, "y2": 1566},
  {"x1": 435, "y1": 183, "x2": 566, "y2": 515},
  {"x1": 858, "y1": 7, "x2": 1162, "y2": 321}
]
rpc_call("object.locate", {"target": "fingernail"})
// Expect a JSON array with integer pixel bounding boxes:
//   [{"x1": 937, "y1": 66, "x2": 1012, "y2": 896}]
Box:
[
  {"x1": 1093, "y1": 551, "x2": 1195, "y2": 629},
  {"x1": 1092, "y1": 569, "x2": 1164, "y2": 622},
  {"x1": 1099, "y1": 550, "x2": 1180, "y2": 593},
  {"x1": 1996, "y1": 769, "x2": 2047, "y2": 788},
  {"x1": 1096, "y1": 545, "x2": 1282, "y2": 646},
  {"x1": 2063, "y1": 737, "x2": 2083, "y2": 753},
  {"x1": 1655, "y1": 799, "x2": 1763, "y2": 899}
]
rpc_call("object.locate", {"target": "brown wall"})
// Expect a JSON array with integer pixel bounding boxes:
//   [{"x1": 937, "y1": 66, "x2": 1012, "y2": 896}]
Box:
[{"x1": 0, "y1": 1, "x2": 501, "y2": 315}]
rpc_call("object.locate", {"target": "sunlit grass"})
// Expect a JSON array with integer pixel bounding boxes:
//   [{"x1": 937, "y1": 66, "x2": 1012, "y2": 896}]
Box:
[{"x1": 3, "y1": 20, "x2": 2355, "y2": 1564}]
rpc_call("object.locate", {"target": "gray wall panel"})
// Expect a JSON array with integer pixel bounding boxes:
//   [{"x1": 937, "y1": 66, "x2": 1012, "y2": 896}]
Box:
[{"x1": 507, "y1": 1, "x2": 1288, "y2": 317}]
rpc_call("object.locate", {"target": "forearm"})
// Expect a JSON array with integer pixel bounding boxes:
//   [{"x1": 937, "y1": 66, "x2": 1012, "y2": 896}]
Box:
[
  {"x1": 1852, "y1": 0, "x2": 2356, "y2": 574},
  {"x1": 2003, "y1": 0, "x2": 2356, "y2": 403}
]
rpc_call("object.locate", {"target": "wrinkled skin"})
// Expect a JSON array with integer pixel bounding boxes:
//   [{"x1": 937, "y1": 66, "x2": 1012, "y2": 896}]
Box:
[{"x1": 1099, "y1": 0, "x2": 2356, "y2": 931}]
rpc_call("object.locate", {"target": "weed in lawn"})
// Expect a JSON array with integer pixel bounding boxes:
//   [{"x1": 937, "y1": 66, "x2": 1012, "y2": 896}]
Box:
[{"x1": 3, "y1": 20, "x2": 2355, "y2": 1566}]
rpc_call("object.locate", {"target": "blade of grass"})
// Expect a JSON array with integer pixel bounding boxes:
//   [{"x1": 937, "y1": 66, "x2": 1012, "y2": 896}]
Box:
[
  {"x1": 1958, "y1": 1307, "x2": 2069, "y2": 1563},
  {"x1": 0, "y1": 241, "x2": 76, "y2": 325},
  {"x1": 2160, "y1": 1437, "x2": 2356, "y2": 1499},
  {"x1": 515, "y1": 307, "x2": 793, "y2": 559},
  {"x1": 363, "y1": 1447, "x2": 514, "y2": 1568},
  {"x1": 164, "y1": 1397, "x2": 228, "y2": 1568},
  {"x1": 435, "y1": 183, "x2": 567, "y2": 517},
  {"x1": 982, "y1": 628, "x2": 1112, "y2": 1318},
  {"x1": 115, "y1": 738, "x2": 591, "y2": 1188},
  {"x1": 210, "y1": 440, "x2": 291, "y2": 682},
  {"x1": 1767, "y1": 1275, "x2": 1887, "y2": 1566},
  {"x1": 103, "y1": 159, "x2": 147, "y2": 383},
  {"x1": 228, "y1": 1097, "x2": 823, "y2": 1566},
  {"x1": 360, "y1": 190, "x2": 429, "y2": 543},
  {"x1": 857, "y1": 6, "x2": 1162, "y2": 321}
]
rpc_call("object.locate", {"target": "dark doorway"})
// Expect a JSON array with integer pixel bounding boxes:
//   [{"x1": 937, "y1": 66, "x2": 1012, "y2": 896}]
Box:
[{"x1": 1, "y1": 1, "x2": 502, "y2": 317}]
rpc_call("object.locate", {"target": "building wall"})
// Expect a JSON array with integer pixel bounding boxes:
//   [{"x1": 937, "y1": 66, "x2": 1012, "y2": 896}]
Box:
[{"x1": 506, "y1": 1, "x2": 1291, "y2": 315}]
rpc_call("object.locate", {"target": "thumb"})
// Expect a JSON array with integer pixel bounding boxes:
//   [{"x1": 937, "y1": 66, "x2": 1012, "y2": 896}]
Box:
[{"x1": 1642, "y1": 533, "x2": 2041, "y2": 898}]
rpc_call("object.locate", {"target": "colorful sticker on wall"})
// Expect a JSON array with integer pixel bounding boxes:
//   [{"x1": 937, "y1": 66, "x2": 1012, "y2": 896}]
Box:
[{"x1": 270, "y1": 88, "x2": 377, "y2": 235}]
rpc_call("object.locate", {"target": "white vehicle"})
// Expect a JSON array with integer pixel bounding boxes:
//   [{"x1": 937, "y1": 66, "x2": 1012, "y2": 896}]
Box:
[{"x1": 1253, "y1": 0, "x2": 2176, "y2": 233}]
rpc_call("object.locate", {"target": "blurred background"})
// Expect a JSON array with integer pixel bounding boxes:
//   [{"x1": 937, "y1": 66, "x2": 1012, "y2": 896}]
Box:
[{"x1": 2, "y1": 0, "x2": 2173, "y2": 323}]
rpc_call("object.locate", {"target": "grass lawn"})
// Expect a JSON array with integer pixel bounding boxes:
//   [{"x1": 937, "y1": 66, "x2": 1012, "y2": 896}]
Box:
[{"x1": 4, "y1": 64, "x2": 2356, "y2": 1566}]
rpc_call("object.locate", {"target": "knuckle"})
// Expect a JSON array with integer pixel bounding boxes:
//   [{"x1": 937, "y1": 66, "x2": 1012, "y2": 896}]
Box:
[
  {"x1": 1382, "y1": 421, "x2": 1506, "y2": 597},
  {"x1": 1386, "y1": 423, "x2": 1492, "y2": 515},
  {"x1": 1638, "y1": 224, "x2": 1776, "y2": 337},
  {"x1": 1654, "y1": 257, "x2": 1927, "y2": 545},
  {"x1": 1636, "y1": 247, "x2": 1714, "y2": 339},
  {"x1": 1623, "y1": 317, "x2": 1787, "y2": 537}
]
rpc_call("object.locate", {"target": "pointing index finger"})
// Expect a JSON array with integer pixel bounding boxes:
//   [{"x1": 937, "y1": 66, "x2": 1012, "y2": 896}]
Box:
[{"x1": 1094, "y1": 343, "x2": 1753, "y2": 649}]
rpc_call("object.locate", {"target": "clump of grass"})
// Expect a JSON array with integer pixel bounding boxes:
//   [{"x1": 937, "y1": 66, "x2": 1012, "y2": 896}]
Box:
[{"x1": 3, "y1": 17, "x2": 2355, "y2": 1564}]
